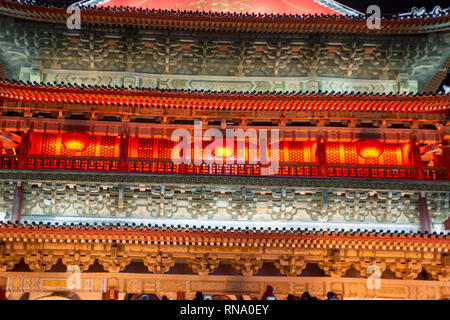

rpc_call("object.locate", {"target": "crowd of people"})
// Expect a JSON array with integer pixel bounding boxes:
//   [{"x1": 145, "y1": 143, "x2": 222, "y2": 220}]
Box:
[
  {"x1": 285, "y1": 291, "x2": 340, "y2": 300},
  {"x1": 262, "y1": 285, "x2": 340, "y2": 300},
  {"x1": 191, "y1": 286, "x2": 341, "y2": 300}
]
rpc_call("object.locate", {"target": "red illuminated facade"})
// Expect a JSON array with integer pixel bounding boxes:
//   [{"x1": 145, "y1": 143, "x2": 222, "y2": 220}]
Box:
[
  {"x1": 0, "y1": 0, "x2": 448, "y2": 301},
  {"x1": 0, "y1": 81, "x2": 448, "y2": 181}
]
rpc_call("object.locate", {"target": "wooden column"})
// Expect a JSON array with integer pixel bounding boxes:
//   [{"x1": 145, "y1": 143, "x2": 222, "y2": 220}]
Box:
[
  {"x1": 418, "y1": 192, "x2": 431, "y2": 233},
  {"x1": 441, "y1": 140, "x2": 450, "y2": 180},
  {"x1": 17, "y1": 129, "x2": 31, "y2": 169},
  {"x1": 316, "y1": 133, "x2": 328, "y2": 177},
  {"x1": 119, "y1": 127, "x2": 129, "y2": 172},
  {"x1": 411, "y1": 136, "x2": 424, "y2": 180},
  {"x1": 11, "y1": 181, "x2": 24, "y2": 223},
  {"x1": 177, "y1": 291, "x2": 186, "y2": 300},
  {"x1": 105, "y1": 289, "x2": 119, "y2": 300},
  {"x1": 444, "y1": 216, "x2": 450, "y2": 230},
  {"x1": 0, "y1": 277, "x2": 6, "y2": 300},
  {"x1": 105, "y1": 277, "x2": 120, "y2": 300}
]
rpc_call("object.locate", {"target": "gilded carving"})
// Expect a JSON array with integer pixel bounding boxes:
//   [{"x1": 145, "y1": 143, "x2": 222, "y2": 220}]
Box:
[
  {"x1": 61, "y1": 251, "x2": 95, "y2": 272},
  {"x1": 143, "y1": 253, "x2": 175, "y2": 274},
  {"x1": 188, "y1": 254, "x2": 220, "y2": 276},
  {"x1": 388, "y1": 259, "x2": 423, "y2": 280},
  {"x1": 97, "y1": 247, "x2": 132, "y2": 273},
  {"x1": 23, "y1": 250, "x2": 58, "y2": 272},
  {"x1": 231, "y1": 256, "x2": 263, "y2": 276},
  {"x1": 274, "y1": 256, "x2": 307, "y2": 277}
]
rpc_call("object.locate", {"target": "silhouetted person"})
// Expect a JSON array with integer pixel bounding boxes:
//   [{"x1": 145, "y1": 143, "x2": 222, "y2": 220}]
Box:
[
  {"x1": 193, "y1": 291, "x2": 204, "y2": 301},
  {"x1": 301, "y1": 291, "x2": 311, "y2": 300},
  {"x1": 162, "y1": 295, "x2": 169, "y2": 300},
  {"x1": 262, "y1": 285, "x2": 274, "y2": 300},
  {"x1": 327, "y1": 292, "x2": 339, "y2": 300},
  {"x1": 287, "y1": 294, "x2": 296, "y2": 300}
]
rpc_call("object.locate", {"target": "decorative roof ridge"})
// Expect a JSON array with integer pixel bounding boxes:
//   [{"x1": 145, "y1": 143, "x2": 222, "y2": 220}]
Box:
[
  {"x1": 8, "y1": 1, "x2": 450, "y2": 21},
  {"x1": 1, "y1": 78, "x2": 449, "y2": 100},
  {"x1": 1, "y1": 1, "x2": 449, "y2": 35},
  {"x1": 0, "y1": 220, "x2": 448, "y2": 241}
]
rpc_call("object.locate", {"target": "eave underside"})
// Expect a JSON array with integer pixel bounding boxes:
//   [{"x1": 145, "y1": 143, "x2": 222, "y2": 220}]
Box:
[
  {"x1": 0, "y1": 12, "x2": 449, "y2": 94},
  {"x1": 0, "y1": 223, "x2": 448, "y2": 284}
]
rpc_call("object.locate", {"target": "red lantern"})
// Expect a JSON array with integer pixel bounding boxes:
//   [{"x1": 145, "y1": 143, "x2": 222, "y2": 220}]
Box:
[
  {"x1": 62, "y1": 132, "x2": 89, "y2": 152},
  {"x1": 212, "y1": 139, "x2": 234, "y2": 158},
  {"x1": 356, "y1": 140, "x2": 384, "y2": 159}
]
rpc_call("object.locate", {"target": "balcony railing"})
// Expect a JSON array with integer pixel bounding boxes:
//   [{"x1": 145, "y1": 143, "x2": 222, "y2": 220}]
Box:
[
  {"x1": 0, "y1": 154, "x2": 447, "y2": 180},
  {"x1": 0, "y1": 155, "x2": 18, "y2": 169},
  {"x1": 327, "y1": 165, "x2": 416, "y2": 179},
  {"x1": 26, "y1": 156, "x2": 119, "y2": 171},
  {"x1": 423, "y1": 167, "x2": 447, "y2": 181},
  {"x1": 128, "y1": 159, "x2": 319, "y2": 177}
]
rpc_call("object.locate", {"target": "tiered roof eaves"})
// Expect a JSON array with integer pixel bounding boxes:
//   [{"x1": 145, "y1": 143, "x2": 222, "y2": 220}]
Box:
[
  {"x1": 0, "y1": 1, "x2": 449, "y2": 34},
  {"x1": 0, "y1": 80, "x2": 448, "y2": 113},
  {"x1": 0, "y1": 221, "x2": 448, "y2": 242}
]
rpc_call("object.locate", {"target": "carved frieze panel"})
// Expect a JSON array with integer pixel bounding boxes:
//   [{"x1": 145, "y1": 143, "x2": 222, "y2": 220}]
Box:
[
  {"x1": 186, "y1": 187, "x2": 218, "y2": 219},
  {"x1": 22, "y1": 183, "x2": 116, "y2": 217},
  {"x1": 226, "y1": 188, "x2": 257, "y2": 220},
  {"x1": 1, "y1": 15, "x2": 448, "y2": 93},
  {"x1": 6, "y1": 276, "x2": 107, "y2": 293},
  {"x1": 190, "y1": 280, "x2": 261, "y2": 293},
  {"x1": 14, "y1": 181, "x2": 445, "y2": 228},
  {"x1": 0, "y1": 181, "x2": 15, "y2": 221},
  {"x1": 3, "y1": 272, "x2": 449, "y2": 299},
  {"x1": 427, "y1": 193, "x2": 450, "y2": 223}
]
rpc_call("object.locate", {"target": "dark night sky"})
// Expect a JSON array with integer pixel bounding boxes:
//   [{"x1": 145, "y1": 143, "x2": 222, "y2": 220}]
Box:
[
  {"x1": 340, "y1": 0, "x2": 448, "y2": 15},
  {"x1": 340, "y1": 0, "x2": 449, "y2": 90}
]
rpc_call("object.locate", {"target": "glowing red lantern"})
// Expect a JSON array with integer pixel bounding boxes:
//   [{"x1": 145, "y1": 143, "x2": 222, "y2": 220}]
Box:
[
  {"x1": 62, "y1": 132, "x2": 89, "y2": 152},
  {"x1": 212, "y1": 139, "x2": 234, "y2": 158},
  {"x1": 356, "y1": 140, "x2": 384, "y2": 159}
]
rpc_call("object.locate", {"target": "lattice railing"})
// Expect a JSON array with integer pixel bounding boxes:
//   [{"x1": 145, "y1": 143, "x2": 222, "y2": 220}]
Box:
[
  {"x1": 423, "y1": 167, "x2": 447, "y2": 181},
  {"x1": 1, "y1": 155, "x2": 447, "y2": 181},
  {"x1": 327, "y1": 165, "x2": 416, "y2": 179},
  {"x1": 128, "y1": 159, "x2": 319, "y2": 177},
  {"x1": 26, "y1": 156, "x2": 119, "y2": 171},
  {"x1": 0, "y1": 155, "x2": 18, "y2": 169}
]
